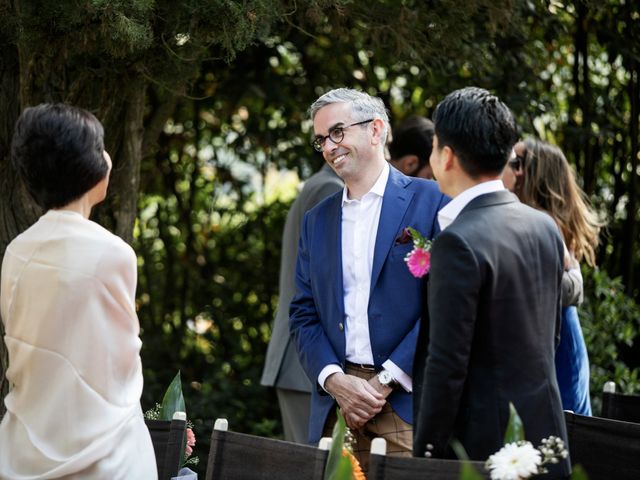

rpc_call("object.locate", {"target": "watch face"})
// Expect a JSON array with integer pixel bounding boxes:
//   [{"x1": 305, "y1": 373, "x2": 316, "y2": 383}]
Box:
[{"x1": 379, "y1": 370, "x2": 393, "y2": 385}]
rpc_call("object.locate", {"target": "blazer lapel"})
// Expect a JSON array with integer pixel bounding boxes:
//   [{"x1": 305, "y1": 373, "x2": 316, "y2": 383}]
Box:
[
  {"x1": 370, "y1": 169, "x2": 413, "y2": 291},
  {"x1": 325, "y1": 194, "x2": 345, "y2": 316}
]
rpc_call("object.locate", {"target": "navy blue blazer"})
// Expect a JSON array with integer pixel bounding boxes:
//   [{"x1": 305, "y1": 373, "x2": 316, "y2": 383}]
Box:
[{"x1": 289, "y1": 166, "x2": 448, "y2": 443}]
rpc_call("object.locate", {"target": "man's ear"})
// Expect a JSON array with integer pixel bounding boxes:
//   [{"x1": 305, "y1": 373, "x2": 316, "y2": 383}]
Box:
[
  {"x1": 398, "y1": 155, "x2": 419, "y2": 175},
  {"x1": 370, "y1": 118, "x2": 386, "y2": 146},
  {"x1": 442, "y1": 145, "x2": 456, "y2": 171}
]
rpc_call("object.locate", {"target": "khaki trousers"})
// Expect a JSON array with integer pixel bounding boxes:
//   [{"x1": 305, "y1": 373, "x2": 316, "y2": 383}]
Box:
[{"x1": 322, "y1": 364, "x2": 412, "y2": 473}]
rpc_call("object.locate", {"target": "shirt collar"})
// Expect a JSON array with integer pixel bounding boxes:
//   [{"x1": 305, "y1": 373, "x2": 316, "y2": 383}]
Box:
[
  {"x1": 438, "y1": 179, "x2": 505, "y2": 230},
  {"x1": 341, "y1": 162, "x2": 390, "y2": 205}
]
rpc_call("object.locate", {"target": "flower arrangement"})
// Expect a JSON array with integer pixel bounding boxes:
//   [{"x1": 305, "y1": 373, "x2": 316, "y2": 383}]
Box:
[
  {"x1": 402, "y1": 227, "x2": 432, "y2": 278},
  {"x1": 323, "y1": 409, "x2": 365, "y2": 480},
  {"x1": 144, "y1": 371, "x2": 199, "y2": 468},
  {"x1": 455, "y1": 403, "x2": 586, "y2": 480},
  {"x1": 485, "y1": 436, "x2": 568, "y2": 480}
]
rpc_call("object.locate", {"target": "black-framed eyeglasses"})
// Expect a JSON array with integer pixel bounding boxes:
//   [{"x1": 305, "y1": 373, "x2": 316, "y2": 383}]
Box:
[{"x1": 311, "y1": 119, "x2": 374, "y2": 152}]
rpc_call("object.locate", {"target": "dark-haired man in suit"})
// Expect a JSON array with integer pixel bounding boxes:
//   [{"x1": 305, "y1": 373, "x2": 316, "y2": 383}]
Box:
[{"x1": 413, "y1": 87, "x2": 571, "y2": 478}]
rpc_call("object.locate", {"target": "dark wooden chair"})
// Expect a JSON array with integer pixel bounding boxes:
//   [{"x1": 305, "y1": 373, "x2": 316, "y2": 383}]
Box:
[
  {"x1": 367, "y1": 438, "x2": 488, "y2": 480},
  {"x1": 601, "y1": 381, "x2": 640, "y2": 423},
  {"x1": 205, "y1": 418, "x2": 330, "y2": 480},
  {"x1": 564, "y1": 410, "x2": 640, "y2": 480},
  {"x1": 145, "y1": 411, "x2": 187, "y2": 480}
]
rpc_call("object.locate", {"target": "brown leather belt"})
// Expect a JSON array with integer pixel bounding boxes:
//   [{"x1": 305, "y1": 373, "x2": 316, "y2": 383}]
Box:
[{"x1": 345, "y1": 361, "x2": 376, "y2": 371}]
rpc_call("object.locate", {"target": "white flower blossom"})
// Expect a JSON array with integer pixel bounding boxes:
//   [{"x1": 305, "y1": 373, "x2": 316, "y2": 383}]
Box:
[{"x1": 486, "y1": 441, "x2": 542, "y2": 480}]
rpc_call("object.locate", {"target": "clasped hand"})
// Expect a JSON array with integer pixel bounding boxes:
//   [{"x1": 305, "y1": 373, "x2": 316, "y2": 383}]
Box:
[{"x1": 325, "y1": 373, "x2": 390, "y2": 429}]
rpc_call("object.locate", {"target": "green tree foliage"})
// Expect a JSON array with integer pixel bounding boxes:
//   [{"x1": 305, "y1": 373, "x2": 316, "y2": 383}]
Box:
[
  {"x1": 580, "y1": 266, "x2": 640, "y2": 412},
  {"x1": 132, "y1": 4, "x2": 640, "y2": 473}
]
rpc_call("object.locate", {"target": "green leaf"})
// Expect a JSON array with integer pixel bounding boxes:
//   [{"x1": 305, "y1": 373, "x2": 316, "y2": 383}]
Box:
[
  {"x1": 451, "y1": 440, "x2": 485, "y2": 480},
  {"x1": 158, "y1": 371, "x2": 188, "y2": 467},
  {"x1": 503, "y1": 402, "x2": 525, "y2": 444},
  {"x1": 335, "y1": 455, "x2": 354, "y2": 480},
  {"x1": 159, "y1": 371, "x2": 186, "y2": 421},
  {"x1": 570, "y1": 464, "x2": 589, "y2": 480},
  {"x1": 451, "y1": 439, "x2": 470, "y2": 461},
  {"x1": 459, "y1": 461, "x2": 485, "y2": 480},
  {"x1": 324, "y1": 409, "x2": 348, "y2": 480},
  {"x1": 406, "y1": 226, "x2": 423, "y2": 241}
]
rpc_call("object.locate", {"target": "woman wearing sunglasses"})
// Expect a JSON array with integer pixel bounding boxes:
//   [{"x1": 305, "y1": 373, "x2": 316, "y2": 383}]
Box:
[{"x1": 504, "y1": 138, "x2": 603, "y2": 416}]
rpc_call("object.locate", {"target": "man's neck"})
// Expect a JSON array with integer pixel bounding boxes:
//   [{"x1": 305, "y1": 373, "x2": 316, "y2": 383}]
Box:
[
  {"x1": 447, "y1": 174, "x2": 501, "y2": 198},
  {"x1": 345, "y1": 158, "x2": 386, "y2": 200}
]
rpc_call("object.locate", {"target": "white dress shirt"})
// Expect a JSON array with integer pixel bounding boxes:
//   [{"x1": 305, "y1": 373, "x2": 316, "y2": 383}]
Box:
[
  {"x1": 437, "y1": 180, "x2": 505, "y2": 231},
  {"x1": 318, "y1": 163, "x2": 412, "y2": 392}
]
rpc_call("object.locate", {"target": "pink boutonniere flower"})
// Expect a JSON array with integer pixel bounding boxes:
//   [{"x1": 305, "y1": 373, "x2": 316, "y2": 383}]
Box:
[{"x1": 403, "y1": 227, "x2": 432, "y2": 278}]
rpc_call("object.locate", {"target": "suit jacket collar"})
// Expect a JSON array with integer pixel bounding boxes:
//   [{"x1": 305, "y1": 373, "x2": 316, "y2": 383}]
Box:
[
  {"x1": 370, "y1": 167, "x2": 414, "y2": 290},
  {"x1": 459, "y1": 190, "x2": 519, "y2": 216}
]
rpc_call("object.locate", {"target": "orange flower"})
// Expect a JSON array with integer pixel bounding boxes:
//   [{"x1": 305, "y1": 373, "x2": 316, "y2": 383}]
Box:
[{"x1": 342, "y1": 449, "x2": 366, "y2": 480}]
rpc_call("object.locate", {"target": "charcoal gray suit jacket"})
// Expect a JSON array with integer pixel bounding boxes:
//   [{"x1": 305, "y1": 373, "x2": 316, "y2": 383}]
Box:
[
  {"x1": 413, "y1": 190, "x2": 571, "y2": 477},
  {"x1": 261, "y1": 165, "x2": 343, "y2": 392}
]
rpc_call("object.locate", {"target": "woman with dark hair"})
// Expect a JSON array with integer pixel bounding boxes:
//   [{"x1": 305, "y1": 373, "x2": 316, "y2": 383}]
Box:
[
  {"x1": 506, "y1": 138, "x2": 603, "y2": 416},
  {"x1": 0, "y1": 104, "x2": 157, "y2": 478}
]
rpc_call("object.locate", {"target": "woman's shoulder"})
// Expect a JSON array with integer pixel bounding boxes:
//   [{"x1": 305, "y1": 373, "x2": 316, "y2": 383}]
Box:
[{"x1": 15, "y1": 210, "x2": 135, "y2": 273}]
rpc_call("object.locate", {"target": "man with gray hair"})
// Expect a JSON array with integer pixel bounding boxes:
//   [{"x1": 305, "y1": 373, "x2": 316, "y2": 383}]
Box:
[{"x1": 290, "y1": 88, "x2": 447, "y2": 469}]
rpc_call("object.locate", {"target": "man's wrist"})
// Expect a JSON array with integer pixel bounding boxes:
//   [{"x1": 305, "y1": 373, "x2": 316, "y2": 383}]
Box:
[
  {"x1": 377, "y1": 369, "x2": 398, "y2": 389},
  {"x1": 324, "y1": 371, "x2": 345, "y2": 397}
]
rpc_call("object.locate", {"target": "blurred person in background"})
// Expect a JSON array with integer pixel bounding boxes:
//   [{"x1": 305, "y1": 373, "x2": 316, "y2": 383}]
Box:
[
  {"x1": 507, "y1": 138, "x2": 603, "y2": 415},
  {"x1": 388, "y1": 116, "x2": 435, "y2": 180}
]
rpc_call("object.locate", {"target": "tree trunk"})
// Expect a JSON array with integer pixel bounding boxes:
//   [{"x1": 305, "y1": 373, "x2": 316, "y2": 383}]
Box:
[
  {"x1": 568, "y1": 4, "x2": 587, "y2": 177},
  {"x1": 94, "y1": 78, "x2": 147, "y2": 243},
  {"x1": 0, "y1": 27, "x2": 151, "y2": 418},
  {"x1": 578, "y1": 7, "x2": 595, "y2": 195},
  {"x1": 0, "y1": 27, "x2": 28, "y2": 420}
]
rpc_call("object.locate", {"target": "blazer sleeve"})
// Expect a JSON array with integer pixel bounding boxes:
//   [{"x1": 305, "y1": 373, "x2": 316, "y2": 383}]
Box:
[
  {"x1": 289, "y1": 213, "x2": 341, "y2": 392},
  {"x1": 561, "y1": 265, "x2": 583, "y2": 307},
  {"x1": 413, "y1": 229, "x2": 481, "y2": 457},
  {"x1": 386, "y1": 320, "x2": 420, "y2": 379}
]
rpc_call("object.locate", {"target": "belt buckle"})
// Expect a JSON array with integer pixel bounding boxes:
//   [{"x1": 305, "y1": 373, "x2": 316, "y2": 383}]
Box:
[{"x1": 348, "y1": 361, "x2": 375, "y2": 371}]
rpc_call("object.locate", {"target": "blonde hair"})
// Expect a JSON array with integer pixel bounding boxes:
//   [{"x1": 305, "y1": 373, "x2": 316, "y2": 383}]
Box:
[{"x1": 519, "y1": 139, "x2": 604, "y2": 267}]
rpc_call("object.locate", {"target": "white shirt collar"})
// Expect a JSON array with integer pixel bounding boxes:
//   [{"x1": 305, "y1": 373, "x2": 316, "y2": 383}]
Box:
[
  {"x1": 438, "y1": 180, "x2": 505, "y2": 231},
  {"x1": 341, "y1": 162, "x2": 389, "y2": 205}
]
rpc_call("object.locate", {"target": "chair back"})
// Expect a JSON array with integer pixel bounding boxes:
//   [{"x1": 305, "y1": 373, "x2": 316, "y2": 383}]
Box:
[
  {"x1": 564, "y1": 410, "x2": 640, "y2": 479},
  {"x1": 601, "y1": 382, "x2": 640, "y2": 423},
  {"x1": 145, "y1": 412, "x2": 187, "y2": 480},
  {"x1": 205, "y1": 418, "x2": 329, "y2": 480},
  {"x1": 367, "y1": 438, "x2": 488, "y2": 480}
]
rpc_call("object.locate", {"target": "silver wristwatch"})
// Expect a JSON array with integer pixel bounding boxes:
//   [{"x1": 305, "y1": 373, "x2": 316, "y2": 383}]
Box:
[{"x1": 377, "y1": 369, "x2": 398, "y2": 388}]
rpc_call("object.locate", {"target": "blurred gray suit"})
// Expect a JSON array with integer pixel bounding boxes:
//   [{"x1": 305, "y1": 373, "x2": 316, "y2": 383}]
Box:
[{"x1": 261, "y1": 164, "x2": 343, "y2": 442}]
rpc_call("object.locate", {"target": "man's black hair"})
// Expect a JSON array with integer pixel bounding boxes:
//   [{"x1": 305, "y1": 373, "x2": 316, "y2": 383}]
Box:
[
  {"x1": 432, "y1": 87, "x2": 518, "y2": 177},
  {"x1": 388, "y1": 116, "x2": 434, "y2": 169}
]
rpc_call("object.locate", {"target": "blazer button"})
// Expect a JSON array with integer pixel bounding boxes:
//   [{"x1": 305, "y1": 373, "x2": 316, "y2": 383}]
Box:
[{"x1": 338, "y1": 322, "x2": 344, "y2": 331}]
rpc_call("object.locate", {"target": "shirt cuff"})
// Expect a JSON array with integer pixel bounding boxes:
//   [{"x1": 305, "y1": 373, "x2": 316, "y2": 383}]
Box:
[
  {"x1": 382, "y1": 360, "x2": 412, "y2": 392},
  {"x1": 318, "y1": 364, "x2": 344, "y2": 393}
]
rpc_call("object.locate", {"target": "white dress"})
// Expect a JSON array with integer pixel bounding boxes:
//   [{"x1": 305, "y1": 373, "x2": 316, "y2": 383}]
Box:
[{"x1": 0, "y1": 210, "x2": 157, "y2": 479}]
